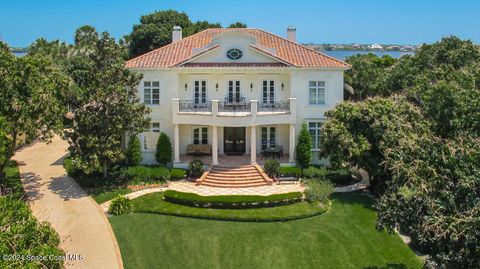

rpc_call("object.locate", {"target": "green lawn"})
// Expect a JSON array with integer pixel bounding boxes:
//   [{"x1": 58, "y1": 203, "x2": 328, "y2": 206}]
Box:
[
  {"x1": 109, "y1": 192, "x2": 423, "y2": 269},
  {"x1": 3, "y1": 161, "x2": 25, "y2": 200},
  {"x1": 132, "y1": 192, "x2": 328, "y2": 221},
  {"x1": 88, "y1": 187, "x2": 132, "y2": 204}
]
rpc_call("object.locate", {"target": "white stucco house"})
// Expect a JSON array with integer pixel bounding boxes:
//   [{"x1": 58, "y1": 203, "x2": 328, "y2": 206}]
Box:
[{"x1": 125, "y1": 26, "x2": 350, "y2": 168}]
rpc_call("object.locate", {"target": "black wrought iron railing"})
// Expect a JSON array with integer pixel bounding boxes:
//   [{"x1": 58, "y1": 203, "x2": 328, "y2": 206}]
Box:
[
  {"x1": 178, "y1": 100, "x2": 212, "y2": 112},
  {"x1": 258, "y1": 101, "x2": 290, "y2": 112},
  {"x1": 219, "y1": 97, "x2": 250, "y2": 112}
]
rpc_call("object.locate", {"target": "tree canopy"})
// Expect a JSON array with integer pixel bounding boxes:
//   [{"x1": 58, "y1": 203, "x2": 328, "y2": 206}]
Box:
[
  {"x1": 322, "y1": 36, "x2": 480, "y2": 268},
  {"x1": 127, "y1": 10, "x2": 245, "y2": 58}
]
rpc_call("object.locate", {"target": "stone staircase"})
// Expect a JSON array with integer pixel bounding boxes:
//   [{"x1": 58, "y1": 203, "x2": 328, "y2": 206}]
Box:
[{"x1": 196, "y1": 165, "x2": 273, "y2": 188}]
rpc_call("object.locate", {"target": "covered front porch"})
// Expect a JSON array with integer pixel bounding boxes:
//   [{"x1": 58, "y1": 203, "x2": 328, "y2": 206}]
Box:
[{"x1": 172, "y1": 124, "x2": 296, "y2": 168}]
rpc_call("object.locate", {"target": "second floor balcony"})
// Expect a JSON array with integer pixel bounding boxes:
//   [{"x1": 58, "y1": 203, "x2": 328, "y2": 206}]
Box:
[{"x1": 172, "y1": 97, "x2": 297, "y2": 126}]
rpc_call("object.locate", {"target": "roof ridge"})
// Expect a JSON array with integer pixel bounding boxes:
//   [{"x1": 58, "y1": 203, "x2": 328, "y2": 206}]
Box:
[
  {"x1": 254, "y1": 28, "x2": 351, "y2": 68},
  {"x1": 126, "y1": 28, "x2": 214, "y2": 63}
]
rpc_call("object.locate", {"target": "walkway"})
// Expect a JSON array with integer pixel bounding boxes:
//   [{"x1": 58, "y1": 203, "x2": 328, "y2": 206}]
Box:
[{"x1": 13, "y1": 136, "x2": 123, "y2": 269}]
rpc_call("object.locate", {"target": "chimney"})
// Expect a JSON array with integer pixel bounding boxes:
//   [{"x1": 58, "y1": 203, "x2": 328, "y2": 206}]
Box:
[
  {"x1": 287, "y1": 26, "x2": 296, "y2": 42},
  {"x1": 172, "y1": 26, "x2": 182, "y2": 42}
]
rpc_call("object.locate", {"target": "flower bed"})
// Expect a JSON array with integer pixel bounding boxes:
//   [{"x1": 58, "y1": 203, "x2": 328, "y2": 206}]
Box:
[
  {"x1": 128, "y1": 182, "x2": 168, "y2": 191},
  {"x1": 163, "y1": 190, "x2": 303, "y2": 209}
]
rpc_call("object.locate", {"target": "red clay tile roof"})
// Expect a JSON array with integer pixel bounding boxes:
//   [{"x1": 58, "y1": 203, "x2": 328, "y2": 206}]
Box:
[
  {"x1": 181, "y1": 63, "x2": 288, "y2": 68},
  {"x1": 125, "y1": 28, "x2": 350, "y2": 69}
]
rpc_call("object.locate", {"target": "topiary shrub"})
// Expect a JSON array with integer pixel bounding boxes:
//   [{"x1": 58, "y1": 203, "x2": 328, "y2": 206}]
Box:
[
  {"x1": 188, "y1": 160, "x2": 204, "y2": 178},
  {"x1": 0, "y1": 197, "x2": 64, "y2": 268},
  {"x1": 263, "y1": 158, "x2": 280, "y2": 178},
  {"x1": 279, "y1": 166, "x2": 302, "y2": 178},
  {"x1": 108, "y1": 195, "x2": 133, "y2": 215},
  {"x1": 125, "y1": 165, "x2": 170, "y2": 184},
  {"x1": 296, "y1": 123, "x2": 312, "y2": 168},
  {"x1": 304, "y1": 179, "x2": 334, "y2": 204},
  {"x1": 155, "y1": 132, "x2": 172, "y2": 166},
  {"x1": 170, "y1": 168, "x2": 187, "y2": 180},
  {"x1": 302, "y1": 166, "x2": 328, "y2": 179},
  {"x1": 125, "y1": 134, "x2": 142, "y2": 165}
]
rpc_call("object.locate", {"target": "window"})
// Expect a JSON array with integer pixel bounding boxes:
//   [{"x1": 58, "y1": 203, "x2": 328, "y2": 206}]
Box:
[
  {"x1": 143, "y1": 81, "x2": 160, "y2": 105},
  {"x1": 262, "y1": 80, "x2": 275, "y2": 104},
  {"x1": 308, "y1": 122, "x2": 322, "y2": 149},
  {"x1": 261, "y1": 126, "x2": 276, "y2": 149},
  {"x1": 228, "y1": 80, "x2": 241, "y2": 102},
  {"x1": 226, "y1": 48, "x2": 242, "y2": 60},
  {"x1": 308, "y1": 81, "x2": 325, "y2": 105},
  {"x1": 194, "y1": 80, "x2": 207, "y2": 104},
  {"x1": 144, "y1": 122, "x2": 160, "y2": 150},
  {"x1": 193, "y1": 127, "x2": 208, "y2": 145}
]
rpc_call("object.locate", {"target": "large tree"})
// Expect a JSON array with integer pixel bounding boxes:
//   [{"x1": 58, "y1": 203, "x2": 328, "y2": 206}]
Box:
[
  {"x1": 127, "y1": 10, "x2": 233, "y2": 58},
  {"x1": 0, "y1": 42, "x2": 69, "y2": 184},
  {"x1": 65, "y1": 32, "x2": 150, "y2": 178}
]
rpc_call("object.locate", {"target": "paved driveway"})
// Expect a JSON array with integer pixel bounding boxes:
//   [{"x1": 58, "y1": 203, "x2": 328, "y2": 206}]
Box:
[{"x1": 13, "y1": 136, "x2": 123, "y2": 269}]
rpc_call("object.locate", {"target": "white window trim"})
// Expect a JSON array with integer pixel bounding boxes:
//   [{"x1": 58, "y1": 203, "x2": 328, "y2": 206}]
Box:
[
  {"x1": 260, "y1": 125, "x2": 278, "y2": 149},
  {"x1": 143, "y1": 81, "x2": 160, "y2": 106},
  {"x1": 308, "y1": 81, "x2": 326, "y2": 105},
  {"x1": 193, "y1": 80, "x2": 208, "y2": 104},
  {"x1": 192, "y1": 126, "x2": 209, "y2": 145},
  {"x1": 307, "y1": 121, "x2": 323, "y2": 151},
  {"x1": 225, "y1": 78, "x2": 243, "y2": 102},
  {"x1": 142, "y1": 122, "x2": 161, "y2": 152},
  {"x1": 261, "y1": 80, "x2": 276, "y2": 104}
]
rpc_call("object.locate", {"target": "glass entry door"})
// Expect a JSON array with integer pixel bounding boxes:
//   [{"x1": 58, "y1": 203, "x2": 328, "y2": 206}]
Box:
[{"x1": 224, "y1": 127, "x2": 246, "y2": 155}]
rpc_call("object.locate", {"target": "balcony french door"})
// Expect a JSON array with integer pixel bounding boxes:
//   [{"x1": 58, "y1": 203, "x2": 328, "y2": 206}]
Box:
[
  {"x1": 261, "y1": 126, "x2": 276, "y2": 149},
  {"x1": 194, "y1": 80, "x2": 207, "y2": 104},
  {"x1": 228, "y1": 80, "x2": 241, "y2": 103},
  {"x1": 262, "y1": 80, "x2": 275, "y2": 104}
]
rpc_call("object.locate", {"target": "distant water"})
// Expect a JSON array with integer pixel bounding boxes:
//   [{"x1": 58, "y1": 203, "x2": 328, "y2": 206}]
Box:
[
  {"x1": 13, "y1": 52, "x2": 27, "y2": 57},
  {"x1": 322, "y1": 50, "x2": 414, "y2": 60},
  {"x1": 14, "y1": 50, "x2": 414, "y2": 60}
]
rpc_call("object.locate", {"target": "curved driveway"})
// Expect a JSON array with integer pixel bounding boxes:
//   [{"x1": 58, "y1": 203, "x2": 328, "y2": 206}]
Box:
[{"x1": 13, "y1": 136, "x2": 123, "y2": 269}]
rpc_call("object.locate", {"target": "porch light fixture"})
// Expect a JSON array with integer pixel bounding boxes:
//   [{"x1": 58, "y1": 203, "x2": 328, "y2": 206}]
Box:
[
  {"x1": 184, "y1": 83, "x2": 188, "y2": 91},
  {"x1": 250, "y1": 83, "x2": 253, "y2": 91},
  {"x1": 281, "y1": 83, "x2": 284, "y2": 91},
  {"x1": 216, "y1": 83, "x2": 219, "y2": 91}
]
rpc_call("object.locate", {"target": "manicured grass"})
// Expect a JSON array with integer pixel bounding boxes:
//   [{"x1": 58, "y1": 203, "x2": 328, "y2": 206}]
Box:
[
  {"x1": 132, "y1": 192, "x2": 327, "y2": 221},
  {"x1": 3, "y1": 161, "x2": 25, "y2": 200},
  {"x1": 88, "y1": 187, "x2": 132, "y2": 204},
  {"x1": 110, "y1": 192, "x2": 423, "y2": 269}
]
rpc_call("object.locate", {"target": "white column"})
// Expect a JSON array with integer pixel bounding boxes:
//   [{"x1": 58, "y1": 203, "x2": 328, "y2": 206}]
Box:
[
  {"x1": 289, "y1": 124, "x2": 295, "y2": 163},
  {"x1": 212, "y1": 126, "x2": 219, "y2": 166},
  {"x1": 174, "y1": 124, "x2": 180, "y2": 163},
  {"x1": 250, "y1": 125, "x2": 257, "y2": 164}
]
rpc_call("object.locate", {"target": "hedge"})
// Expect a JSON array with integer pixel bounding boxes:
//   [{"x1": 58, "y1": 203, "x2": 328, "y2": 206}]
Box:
[
  {"x1": 125, "y1": 166, "x2": 170, "y2": 183},
  {"x1": 279, "y1": 166, "x2": 302, "y2": 178},
  {"x1": 170, "y1": 168, "x2": 187, "y2": 180},
  {"x1": 163, "y1": 190, "x2": 303, "y2": 209},
  {"x1": 302, "y1": 166, "x2": 353, "y2": 186}
]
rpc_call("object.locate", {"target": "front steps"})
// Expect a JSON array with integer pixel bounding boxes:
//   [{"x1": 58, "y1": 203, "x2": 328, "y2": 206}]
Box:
[{"x1": 196, "y1": 165, "x2": 273, "y2": 188}]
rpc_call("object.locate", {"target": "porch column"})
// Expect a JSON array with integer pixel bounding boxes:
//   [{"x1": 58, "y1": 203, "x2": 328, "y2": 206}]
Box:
[
  {"x1": 174, "y1": 124, "x2": 180, "y2": 163},
  {"x1": 289, "y1": 124, "x2": 295, "y2": 163},
  {"x1": 250, "y1": 125, "x2": 257, "y2": 164},
  {"x1": 211, "y1": 126, "x2": 219, "y2": 166}
]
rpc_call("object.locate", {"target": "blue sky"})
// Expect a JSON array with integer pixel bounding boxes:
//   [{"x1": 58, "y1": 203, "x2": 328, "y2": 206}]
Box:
[{"x1": 1, "y1": 0, "x2": 479, "y2": 47}]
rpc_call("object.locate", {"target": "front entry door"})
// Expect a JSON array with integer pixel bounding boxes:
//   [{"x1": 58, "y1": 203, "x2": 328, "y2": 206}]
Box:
[{"x1": 224, "y1": 127, "x2": 246, "y2": 155}]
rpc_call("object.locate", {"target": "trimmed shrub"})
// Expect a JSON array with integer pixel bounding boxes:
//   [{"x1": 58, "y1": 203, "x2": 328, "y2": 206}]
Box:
[
  {"x1": 302, "y1": 166, "x2": 328, "y2": 179},
  {"x1": 163, "y1": 190, "x2": 303, "y2": 209},
  {"x1": 296, "y1": 123, "x2": 312, "y2": 168},
  {"x1": 279, "y1": 166, "x2": 302, "y2": 178},
  {"x1": 155, "y1": 132, "x2": 172, "y2": 166},
  {"x1": 326, "y1": 168, "x2": 352, "y2": 185},
  {"x1": 170, "y1": 168, "x2": 187, "y2": 180},
  {"x1": 125, "y1": 165, "x2": 170, "y2": 184},
  {"x1": 304, "y1": 179, "x2": 334, "y2": 204},
  {"x1": 108, "y1": 195, "x2": 133, "y2": 215},
  {"x1": 0, "y1": 197, "x2": 64, "y2": 269},
  {"x1": 188, "y1": 160, "x2": 204, "y2": 178},
  {"x1": 263, "y1": 158, "x2": 280, "y2": 178},
  {"x1": 125, "y1": 134, "x2": 142, "y2": 165}
]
